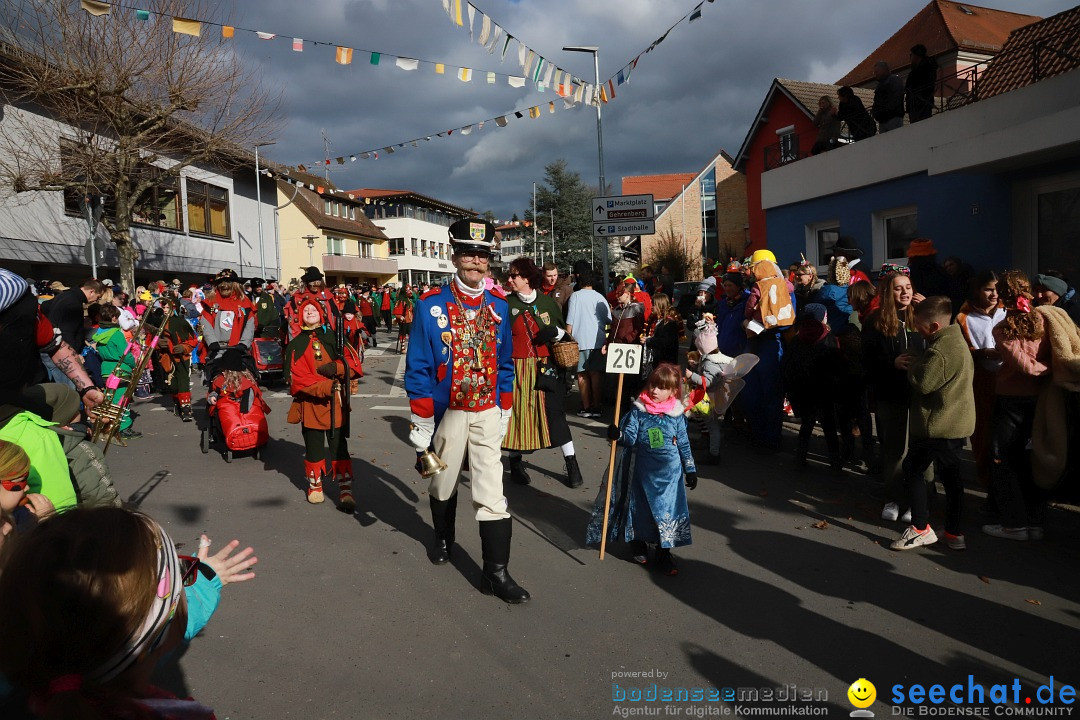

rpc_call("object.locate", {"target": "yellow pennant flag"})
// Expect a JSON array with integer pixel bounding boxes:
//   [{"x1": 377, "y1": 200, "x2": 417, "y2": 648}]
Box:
[
  {"x1": 435, "y1": 63, "x2": 445, "y2": 74},
  {"x1": 222, "y1": 25, "x2": 235, "y2": 38},
  {"x1": 336, "y1": 47, "x2": 353, "y2": 65},
  {"x1": 549, "y1": 101, "x2": 555, "y2": 114},
  {"x1": 80, "y1": 0, "x2": 111, "y2": 16},
  {"x1": 528, "y1": 106, "x2": 540, "y2": 119},
  {"x1": 458, "y1": 67, "x2": 472, "y2": 82},
  {"x1": 453, "y1": 0, "x2": 464, "y2": 26},
  {"x1": 172, "y1": 18, "x2": 201, "y2": 37}
]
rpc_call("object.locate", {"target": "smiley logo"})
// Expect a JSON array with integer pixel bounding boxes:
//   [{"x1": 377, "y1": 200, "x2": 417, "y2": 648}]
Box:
[{"x1": 847, "y1": 678, "x2": 876, "y2": 710}]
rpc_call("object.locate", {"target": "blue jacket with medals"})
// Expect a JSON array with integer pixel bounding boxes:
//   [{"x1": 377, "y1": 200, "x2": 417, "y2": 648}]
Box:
[{"x1": 405, "y1": 284, "x2": 514, "y2": 425}]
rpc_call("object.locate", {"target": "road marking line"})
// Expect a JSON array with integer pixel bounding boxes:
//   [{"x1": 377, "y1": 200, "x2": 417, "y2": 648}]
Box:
[{"x1": 370, "y1": 405, "x2": 410, "y2": 411}]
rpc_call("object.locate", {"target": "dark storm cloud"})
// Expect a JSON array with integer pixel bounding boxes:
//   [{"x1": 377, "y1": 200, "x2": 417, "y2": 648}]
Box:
[{"x1": 232, "y1": 0, "x2": 1075, "y2": 219}]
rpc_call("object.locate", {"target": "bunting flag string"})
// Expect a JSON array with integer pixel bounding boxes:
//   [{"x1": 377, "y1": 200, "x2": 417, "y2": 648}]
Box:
[
  {"x1": 284, "y1": 95, "x2": 568, "y2": 175},
  {"x1": 78, "y1": 0, "x2": 577, "y2": 95},
  {"x1": 446, "y1": 0, "x2": 715, "y2": 109}
]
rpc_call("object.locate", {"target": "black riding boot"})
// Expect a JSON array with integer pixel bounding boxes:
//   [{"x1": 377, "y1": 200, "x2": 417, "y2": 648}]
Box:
[
  {"x1": 428, "y1": 493, "x2": 458, "y2": 565},
  {"x1": 479, "y1": 518, "x2": 530, "y2": 604},
  {"x1": 508, "y1": 455, "x2": 530, "y2": 485},
  {"x1": 564, "y1": 454, "x2": 583, "y2": 488}
]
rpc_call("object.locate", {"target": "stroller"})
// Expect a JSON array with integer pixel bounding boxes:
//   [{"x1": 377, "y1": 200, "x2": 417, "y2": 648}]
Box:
[
  {"x1": 201, "y1": 348, "x2": 270, "y2": 462},
  {"x1": 251, "y1": 336, "x2": 284, "y2": 383}
]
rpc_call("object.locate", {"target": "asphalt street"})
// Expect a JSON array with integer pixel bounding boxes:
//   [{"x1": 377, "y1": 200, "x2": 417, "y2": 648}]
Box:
[{"x1": 102, "y1": 326, "x2": 1080, "y2": 720}]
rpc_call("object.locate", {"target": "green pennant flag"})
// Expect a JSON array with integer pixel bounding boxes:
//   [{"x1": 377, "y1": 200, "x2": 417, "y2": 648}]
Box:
[
  {"x1": 370, "y1": 52, "x2": 381, "y2": 65},
  {"x1": 135, "y1": 9, "x2": 149, "y2": 20}
]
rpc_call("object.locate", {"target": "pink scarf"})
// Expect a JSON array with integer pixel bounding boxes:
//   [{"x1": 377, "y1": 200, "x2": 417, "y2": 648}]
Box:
[{"x1": 638, "y1": 391, "x2": 679, "y2": 416}]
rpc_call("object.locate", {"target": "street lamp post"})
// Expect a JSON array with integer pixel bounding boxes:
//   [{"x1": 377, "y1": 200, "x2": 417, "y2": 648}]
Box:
[
  {"x1": 254, "y1": 141, "x2": 276, "y2": 278},
  {"x1": 304, "y1": 234, "x2": 318, "y2": 267},
  {"x1": 563, "y1": 45, "x2": 607, "y2": 288}
]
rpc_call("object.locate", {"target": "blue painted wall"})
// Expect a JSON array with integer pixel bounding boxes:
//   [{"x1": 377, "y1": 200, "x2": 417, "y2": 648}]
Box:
[{"x1": 765, "y1": 172, "x2": 1013, "y2": 273}]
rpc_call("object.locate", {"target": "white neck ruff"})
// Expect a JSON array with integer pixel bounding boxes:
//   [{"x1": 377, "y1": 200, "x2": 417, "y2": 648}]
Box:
[
  {"x1": 517, "y1": 289, "x2": 538, "y2": 303},
  {"x1": 454, "y1": 275, "x2": 484, "y2": 298}
]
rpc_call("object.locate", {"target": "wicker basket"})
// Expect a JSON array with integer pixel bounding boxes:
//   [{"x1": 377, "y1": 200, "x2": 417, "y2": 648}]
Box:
[{"x1": 551, "y1": 335, "x2": 579, "y2": 368}]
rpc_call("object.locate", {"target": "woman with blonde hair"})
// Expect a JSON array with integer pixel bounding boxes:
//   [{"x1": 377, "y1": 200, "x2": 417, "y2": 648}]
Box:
[{"x1": 862, "y1": 267, "x2": 928, "y2": 521}]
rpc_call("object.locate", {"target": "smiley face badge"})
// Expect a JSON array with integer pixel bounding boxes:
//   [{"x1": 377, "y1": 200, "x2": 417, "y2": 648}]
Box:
[{"x1": 847, "y1": 678, "x2": 876, "y2": 717}]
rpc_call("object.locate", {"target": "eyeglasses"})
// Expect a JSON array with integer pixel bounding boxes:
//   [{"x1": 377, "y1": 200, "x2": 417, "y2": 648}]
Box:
[
  {"x1": 507, "y1": 272, "x2": 521, "y2": 279},
  {"x1": 177, "y1": 555, "x2": 201, "y2": 587},
  {"x1": 456, "y1": 251, "x2": 491, "y2": 261},
  {"x1": 0, "y1": 473, "x2": 28, "y2": 493}
]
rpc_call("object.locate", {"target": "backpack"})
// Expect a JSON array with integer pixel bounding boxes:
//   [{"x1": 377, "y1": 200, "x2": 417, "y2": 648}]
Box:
[
  {"x1": 81, "y1": 343, "x2": 105, "y2": 387},
  {"x1": 50, "y1": 426, "x2": 123, "y2": 508}
]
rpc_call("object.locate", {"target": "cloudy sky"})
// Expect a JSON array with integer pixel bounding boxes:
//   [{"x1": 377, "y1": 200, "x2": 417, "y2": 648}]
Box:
[{"x1": 231, "y1": 0, "x2": 1074, "y2": 220}]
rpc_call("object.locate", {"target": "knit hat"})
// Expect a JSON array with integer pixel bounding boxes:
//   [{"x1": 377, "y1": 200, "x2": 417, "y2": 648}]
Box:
[
  {"x1": 697, "y1": 276, "x2": 716, "y2": 294},
  {"x1": 694, "y1": 318, "x2": 719, "y2": 355},
  {"x1": 721, "y1": 272, "x2": 744, "y2": 289},
  {"x1": 1034, "y1": 274, "x2": 1068, "y2": 297},
  {"x1": 906, "y1": 238, "x2": 937, "y2": 258},
  {"x1": 0, "y1": 268, "x2": 30, "y2": 313},
  {"x1": 801, "y1": 302, "x2": 828, "y2": 325}
]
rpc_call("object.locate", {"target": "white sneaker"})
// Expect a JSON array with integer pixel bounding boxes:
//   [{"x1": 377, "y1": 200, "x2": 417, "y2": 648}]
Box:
[
  {"x1": 891, "y1": 525, "x2": 938, "y2": 551},
  {"x1": 900, "y1": 509, "x2": 912, "y2": 524},
  {"x1": 881, "y1": 502, "x2": 900, "y2": 522},
  {"x1": 982, "y1": 524, "x2": 1028, "y2": 541}
]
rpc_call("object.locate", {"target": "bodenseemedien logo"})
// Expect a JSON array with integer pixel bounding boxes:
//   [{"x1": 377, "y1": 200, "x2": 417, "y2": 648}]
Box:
[{"x1": 848, "y1": 678, "x2": 877, "y2": 717}]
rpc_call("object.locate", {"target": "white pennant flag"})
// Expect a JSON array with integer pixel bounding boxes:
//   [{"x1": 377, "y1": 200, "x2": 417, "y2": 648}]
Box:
[
  {"x1": 460, "y1": 125, "x2": 473, "y2": 135},
  {"x1": 487, "y1": 26, "x2": 503, "y2": 54},
  {"x1": 542, "y1": 63, "x2": 554, "y2": 88},
  {"x1": 517, "y1": 41, "x2": 526, "y2": 68},
  {"x1": 442, "y1": 0, "x2": 450, "y2": 19},
  {"x1": 467, "y1": 3, "x2": 475, "y2": 40},
  {"x1": 395, "y1": 57, "x2": 420, "y2": 71},
  {"x1": 479, "y1": 14, "x2": 492, "y2": 46},
  {"x1": 508, "y1": 76, "x2": 525, "y2": 88},
  {"x1": 584, "y1": 84, "x2": 594, "y2": 106}
]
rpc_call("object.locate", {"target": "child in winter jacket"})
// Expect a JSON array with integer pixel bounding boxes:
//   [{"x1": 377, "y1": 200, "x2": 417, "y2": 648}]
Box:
[{"x1": 782, "y1": 303, "x2": 846, "y2": 472}]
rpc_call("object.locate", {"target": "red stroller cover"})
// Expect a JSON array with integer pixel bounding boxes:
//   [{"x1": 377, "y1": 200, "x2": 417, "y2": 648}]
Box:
[{"x1": 211, "y1": 377, "x2": 270, "y2": 452}]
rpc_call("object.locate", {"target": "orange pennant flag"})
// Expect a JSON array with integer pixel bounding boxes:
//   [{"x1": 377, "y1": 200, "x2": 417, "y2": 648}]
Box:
[
  {"x1": 222, "y1": 25, "x2": 235, "y2": 38},
  {"x1": 336, "y1": 47, "x2": 353, "y2": 65}
]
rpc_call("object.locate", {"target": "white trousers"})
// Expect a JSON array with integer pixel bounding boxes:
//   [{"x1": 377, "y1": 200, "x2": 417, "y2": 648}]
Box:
[{"x1": 430, "y1": 407, "x2": 510, "y2": 521}]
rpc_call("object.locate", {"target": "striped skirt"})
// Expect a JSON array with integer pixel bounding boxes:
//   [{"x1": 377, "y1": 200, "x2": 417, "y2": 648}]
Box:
[{"x1": 502, "y1": 357, "x2": 551, "y2": 451}]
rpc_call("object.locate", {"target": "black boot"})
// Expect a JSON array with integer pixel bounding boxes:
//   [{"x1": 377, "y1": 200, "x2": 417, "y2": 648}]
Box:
[
  {"x1": 508, "y1": 455, "x2": 530, "y2": 485},
  {"x1": 428, "y1": 493, "x2": 457, "y2": 565},
  {"x1": 564, "y1": 454, "x2": 583, "y2": 488},
  {"x1": 478, "y1": 518, "x2": 530, "y2": 604}
]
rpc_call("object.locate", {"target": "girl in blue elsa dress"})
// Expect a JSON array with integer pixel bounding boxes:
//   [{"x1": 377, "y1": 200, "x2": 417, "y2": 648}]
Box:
[{"x1": 587, "y1": 363, "x2": 697, "y2": 576}]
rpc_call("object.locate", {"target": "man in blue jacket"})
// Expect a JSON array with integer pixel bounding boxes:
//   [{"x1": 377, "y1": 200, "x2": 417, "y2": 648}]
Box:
[{"x1": 404, "y1": 218, "x2": 528, "y2": 603}]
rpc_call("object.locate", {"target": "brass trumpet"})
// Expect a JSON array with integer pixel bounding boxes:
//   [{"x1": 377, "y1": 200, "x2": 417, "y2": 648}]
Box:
[{"x1": 90, "y1": 304, "x2": 173, "y2": 452}]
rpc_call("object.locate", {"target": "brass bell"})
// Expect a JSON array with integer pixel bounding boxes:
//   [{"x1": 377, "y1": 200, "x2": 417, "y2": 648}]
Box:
[{"x1": 416, "y1": 449, "x2": 448, "y2": 478}]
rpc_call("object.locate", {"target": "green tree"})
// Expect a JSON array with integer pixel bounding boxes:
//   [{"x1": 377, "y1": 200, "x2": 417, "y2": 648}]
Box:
[{"x1": 524, "y1": 159, "x2": 595, "y2": 271}]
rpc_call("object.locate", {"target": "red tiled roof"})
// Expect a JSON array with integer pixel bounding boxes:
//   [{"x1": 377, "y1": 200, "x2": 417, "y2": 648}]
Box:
[
  {"x1": 977, "y1": 6, "x2": 1080, "y2": 100},
  {"x1": 278, "y1": 179, "x2": 388, "y2": 241},
  {"x1": 836, "y1": 0, "x2": 1040, "y2": 86},
  {"x1": 621, "y1": 173, "x2": 697, "y2": 201}
]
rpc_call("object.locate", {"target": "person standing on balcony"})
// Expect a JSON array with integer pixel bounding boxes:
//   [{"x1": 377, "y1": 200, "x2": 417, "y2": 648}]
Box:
[
  {"x1": 833, "y1": 86, "x2": 875, "y2": 141},
  {"x1": 811, "y1": 96, "x2": 842, "y2": 155},
  {"x1": 872, "y1": 61, "x2": 905, "y2": 133},
  {"x1": 905, "y1": 44, "x2": 939, "y2": 123}
]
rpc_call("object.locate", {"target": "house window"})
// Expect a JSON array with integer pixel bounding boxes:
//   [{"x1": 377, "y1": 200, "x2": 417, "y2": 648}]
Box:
[
  {"x1": 805, "y1": 220, "x2": 840, "y2": 270},
  {"x1": 187, "y1": 181, "x2": 229, "y2": 238},
  {"x1": 360, "y1": 242, "x2": 373, "y2": 259},
  {"x1": 873, "y1": 206, "x2": 918, "y2": 265},
  {"x1": 411, "y1": 238, "x2": 419, "y2": 256},
  {"x1": 324, "y1": 200, "x2": 332, "y2": 214},
  {"x1": 326, "y1": 237, "x2": 345, "y2": 256},
  {"x1": 389, "y1": 238, "x2": 405, "y2": 255},
  {"x1": 132, "y1": 174, "x2": 183, "y2": 231}
]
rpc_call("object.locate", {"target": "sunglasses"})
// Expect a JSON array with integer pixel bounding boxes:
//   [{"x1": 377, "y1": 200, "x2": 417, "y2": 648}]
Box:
[
  {"x1": 1, "y1": 473, "x2": 28, "y2": 493},
  {"x1": 507, "y1": 272, "x2": 521, "y2": 279},
  {"x1": 457, "y1": 251, "x2": 491, "y2": 261},
  {"x1": 178, "y1": 555, "x2": 201, "y2": 587}
]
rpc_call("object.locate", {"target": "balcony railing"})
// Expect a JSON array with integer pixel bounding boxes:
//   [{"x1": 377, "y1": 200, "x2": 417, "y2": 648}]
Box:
[
  {"x1": 763, "y1": 134, "x2": 808, "y2": 170},
  {"x1": 321, "y1": 254, "x2": 398, "y2": 275}
]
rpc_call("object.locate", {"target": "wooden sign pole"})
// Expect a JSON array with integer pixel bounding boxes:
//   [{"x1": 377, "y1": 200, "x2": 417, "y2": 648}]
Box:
[{"x1": 599, "y1": 372, "x2": 625, "y2": 560}]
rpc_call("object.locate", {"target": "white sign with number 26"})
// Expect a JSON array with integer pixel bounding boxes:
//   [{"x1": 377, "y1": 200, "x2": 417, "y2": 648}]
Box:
[{"x1": 605, "y1": 343, "x2": 643, "y2": 375}]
